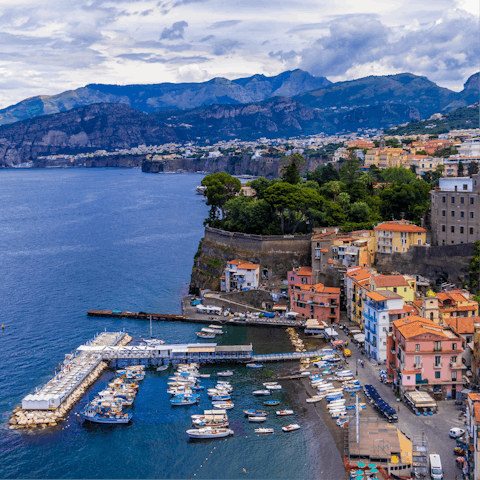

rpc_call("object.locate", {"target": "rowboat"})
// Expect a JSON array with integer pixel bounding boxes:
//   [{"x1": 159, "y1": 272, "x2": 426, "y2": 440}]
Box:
[
  {"x1": 252, "y1": 390, "x2": 271, "y2": 396},
  {"x1": 263, "y1": 400, "x2": 280, "y2": 406},
  {"x1": 306, "y1": 395, "x2": 324, "y2": 403},
  {"x1": 255, "y1": 428, "x2": 274, "y2": 434},
  {"x1": 282, "y1": 424, "x2": 300, "y2": 432},
  {"x1": 276, "y1": 410, "x2": 294, "y2": 416},
  {"x1": 196, "y1": 331, "x2": 215, "y2": 339},
  {"x1": 211, "y1": 394, "x2": 231, "y2": 401},
  {"x1": 213, "y1": 402, "x2": 234, "y2": 410},
  {"x1": 217, "y1": 370, "x2": 234, "y2": 377},
  {"x1": 248, "y1": 416, "x2": 267, "y2": 422},
  {"x1": 246, "y1": 363, "x2": 263, "y2": 368},
  {"x1": 170, "y1": 397, "x2": 199, "y2": 406},
  {"x1": 266, "y1": 384, "x2": 282, "y2": 390},
  {"x1": 244, "y1": 409, "x2": 267, "y2": 417},
  {"x1": 186, "y1": 427, "x2": 234, "y2": 439}
]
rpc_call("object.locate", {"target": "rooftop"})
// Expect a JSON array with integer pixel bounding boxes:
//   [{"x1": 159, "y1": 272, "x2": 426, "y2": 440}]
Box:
[
  {"x1": 374, "y1": 220, "x2": 426, "y2": 233},
  {"x1": 372, "y1": 275, "x2": 410, "y2": 288}
]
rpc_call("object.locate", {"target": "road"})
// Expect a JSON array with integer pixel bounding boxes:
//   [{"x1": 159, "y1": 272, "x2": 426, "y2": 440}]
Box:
[{"x1": 335, "y1": 323, "x2": 465, "y2": 479}]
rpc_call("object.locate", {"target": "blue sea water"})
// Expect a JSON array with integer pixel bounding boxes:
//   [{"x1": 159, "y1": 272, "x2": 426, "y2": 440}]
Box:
[{"x1": 0, "y1": 169, "x2": 342, "y2": 479}]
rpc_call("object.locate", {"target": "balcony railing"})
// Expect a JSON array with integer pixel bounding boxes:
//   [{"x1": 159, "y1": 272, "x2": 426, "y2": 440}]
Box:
[{"x1": 413, "y1": 363, "x2": 422, "y2": 369}]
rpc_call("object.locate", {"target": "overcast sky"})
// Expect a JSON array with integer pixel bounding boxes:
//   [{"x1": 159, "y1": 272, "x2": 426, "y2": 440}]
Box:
[{"x1": 0, "y1": 0, "x2": 478, "y2": 108}]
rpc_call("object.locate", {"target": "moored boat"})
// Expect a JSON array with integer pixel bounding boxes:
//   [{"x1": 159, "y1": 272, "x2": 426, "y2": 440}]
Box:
[
  {"x1": 201, "y1": 327, "x2": 220, "y2": 334},
  {"x1": 248, "y1": 416, "x2": 267, "y2": 422},
  {"x1": 282, "y1": 424, "x2": 300, "y2": 432},
  {"x1": 246, "y1": 363, "x2": 263, "y2": 369},
  {"x1": 252, "y1": 390, "x2": 270, "y2": 396},
  {"x1": 217, "y1": 370, "x2": 234, "y2": 377},
  {"x1": 243, "y1": 409, "x2": 267, "y2": 417},
  {"x1": 186, "y1": 427, "x2": 234, "y2": 439},
  {"x1": 276, "y1": 410, "x2": 294, "y2": 416},
  {"x1": 212, "y1": 402, "x2": 234, "y2": 410},
  {"x1": 266, "y1": 384, "x2": 282, "y2": 390},
  {"x1": 170, "y1": 397, "x2": 199, "y2": 406},
  {"x1": 80, "y1": 404, "x2": 132, "y2": 424},
  {"x1": 196, "y1": 331, "x2": 215, "y2": 339},
  {"x1": 156, "y1": 365, "x2": 169, "y2": 372},
  {"x1": 255, "y1": 427, "x2": 274, "y2": 434},
  {"x1": 306, "y1": 395, "x2": 324, "y2": 403},
  {"x1": 263, "y1": 400, "x2": 280, "y2": 406}
]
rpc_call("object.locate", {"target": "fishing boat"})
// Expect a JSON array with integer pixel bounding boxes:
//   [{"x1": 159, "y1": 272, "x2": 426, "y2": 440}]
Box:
[
  {"x1": 213, "y1": 402, "x2": 234, "y2": 410},
  {"x1": 263, "y1": 400, "x2": 280, "y2": 406},
  {"x1": 266, "y1": 384, "x2": 282, "y2": 390},
  {"x1": 201, "y1": 327, "x2": 220, "y2": 334},
  {"x1": 263, "y1": 382, "x2": 278, "y2": 387},
  {"x1": 80, "y1": 404, "x2": 132, "y2": 424},
  {"x1": 211, "y1": 394, "x2": 231, "y2": 401},
  {"x1": 248, "y1": 416, "x2": 267, "y2": 422},
  {"x1": 276, "y1": 410, "x2": 294, "y2": 416},
  {"x1": 156, "y1": 365, "x2": 169, "y2": 372},
  {"x1": 186, "y1": 427, "x2": 234, "y2": 439},
  {"x1": 244, "y1": 409, "x2": 267, "y2": 417},
  {"x1": 191, "y1": 385, "x2": 205, "y2": 391},
  {"x1": 198, "y1": 374, "x2": 211, "y2": 378},
  {"x1": 282, "y1": 424, "x2": 300, "y2": 432},
  {"x1": 252, "y1": 390, "x2": 271, "y2": 396},
  {"x1": 170, "y1": 397, "x2": 199, "y2": 406},
  {"x1": 196, "y1": 331, "x2": 215, "y2": 339},
  {"x1": 306, "y1": 395, "x2": 324, "y2": 403},
  {"x1": 208, "y1": 324, "x2": 223, "y2": 331},
  {"x1": 246, "y1": 363, "x2": 263, "y2": 369},
  {"x1": 255, "y1": 428, "x2": 274, "y2": 434},
  {"x1": 217, "y1": 370, "x2": 234, "y2": 377}
]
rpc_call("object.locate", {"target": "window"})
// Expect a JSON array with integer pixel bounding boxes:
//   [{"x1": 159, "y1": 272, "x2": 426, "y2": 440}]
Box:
[
  {"x1": 460, "y1": 227, "x2": 464, "y2": 234},
  {"x1": 451, "y1": 211, "x2": 455, "y2": 217},
  {"x1": 415, "y1": 344, "x2": 420, "y2": 352},
  {"x1": 417, "y1": 240, "x2": 422, "y2": 245},
  {"x1": 463, "y1": 184, "x2": 468, "y2": 190},
  {"x1": 461, "y1": 211, "x2": 464, "y2": 218},
  {"x1": 452, "y1": 356, "x2": 457, "y2": 364},
  {"x1": 435, "y1": 371, "x2": 440, "y2": 379},
  {"x1": 442, "y1": 225, "x2": 446, "y2": 232},
  {"x1": 290, "y1": 277, "x2": 294, "y2": 281},
  {"x1": 451, "y1": 196, "x2": 455, "y2": 204},
  {"x1": 404, "y1": 287, "x2": 407, "y2": 292},
  {"x1": 471, "y1": 212, "x2": 474, "y2": 219},
  {"x1": 393, "y1": 287, "x2": 397, "y2": 293},
  {"x1": 434, "y1": 341, "x2": 441, "y2": 350},
  {"x1": 452, "y1": 343, "x2": 457, "y2": 351},
  {"x1": 451, "y1": 226, "x2": 455, "y2": 233},
  {"x1": 442, "y1": 210, "x2": 446, "y2": 217},
  {"x1": 470, "y1": 228, "x2": 474, "y2": 235},
  {"x1": 471, "y1": 197, "x2": 474, "y2": 205},
  {"x1": 452, "y1": 371, "x2": 457, "y2": 381},
  {"x1": 461, "y1": 197, "x2": 465, "y2": 204},
  {"x1": 407, "y1": 376, "x2": 411, "y2": 380},
  {"x1": 442, "y1": 196, "x2": 446, "y2": 203},
  {"x1": 434, "y1": 355, "x2": 441, "y2": 367}
]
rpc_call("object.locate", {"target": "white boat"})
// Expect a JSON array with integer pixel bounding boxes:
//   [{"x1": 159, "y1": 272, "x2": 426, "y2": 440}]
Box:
[
  {"x1": 263, "y1": 382, "x2": 278, "y2": 387},
  {"x1": 300, "y1": 371, "x2": 311, "y2": 376},
  {"x1": 196, "y1": 331, "x2": 215, "y2": 339},
  {"x1": 266, "y1": 384, "x2": 282, "y2": 390},
  {"x1": 252, "y1": 390, "x2": 271, "y2": 396},
  {"x1": 255, "y1": 428, "x2": 274, "y2": 434},
  {"x1": 246, "y1": 363, "x2": 263, "y2": 368},
  {"x1": 213, "y1": 402, "x2": 234, "y2": 410},
  {"x1": 217, "y1": 370, "x2": 234, "y2": 377},
  {"x1": 282, "y1": 424, "x2": 300, "y2": 432},
  {"x1": 306, "y1": 395, "x2": 325, "y2": 403},
  {"x1": 208, "y1": 324, "x2": 223, "y2": 330},
  {"x1": 156, "y1": 365, "x2": 169, "y2": 372},
  {"x1": 196, "y1": 185, "x2": 207, "y2": 195},
  {"x1": 198, "y1": 374, "x2": 211, "y2": 378},
  {"x1": 248, "y1": 416, "x2": 267, "y2": 422},
  {"x1": 201, "y1": 327, "x2": 220, "y2": 334},
  {"x1": 276, "y1": 410, "x2": 294, "y2": 416},
  {"x1": 186, "y1": 427, "x2": 234, "y2": 439}
]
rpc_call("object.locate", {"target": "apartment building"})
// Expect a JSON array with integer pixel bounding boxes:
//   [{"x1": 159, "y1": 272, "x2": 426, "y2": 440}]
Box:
[
  {"x1": 369, "y1": 274, "x2": 417, "y2": 302},
  {"x1": 408, "y1": 155, "x2": 443, "y2": 176},
  {"x1": 430, "y1": 175, "x2": 480, "y2": 245},
  {"x1": 364, "y1": 148, "x2": 408, "y2": 169},
  {"x1": 363, "y1": 290, "x2": 407, "y2": 363},
  {"x1": 289, "y1": 282, "x2": 340, "y2": 324},
  {"x1": 344, "y1": 266, "x2": 376, "y2": 325},
  {"x1": 374, "y1": 220, "x2": 427, "y2": 254},
  {"x1": 386, "y1": 315, "x2": 464, "y2": 399},
  {"x1": 221, "y1": 259, "x2": 260, "y2": 292},
  {"x1": 465, "y1": 393, "x2": 480, "y2": 480}
]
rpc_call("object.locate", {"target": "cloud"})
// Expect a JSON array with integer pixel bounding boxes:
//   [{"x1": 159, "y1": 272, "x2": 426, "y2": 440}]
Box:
[
  {"x1": 176, "y1": 64, "x2": 210, "y2": 82},
  {"x1": 200, "y1": 35, "x2": 215, "y2": 42},
  {"x1": 212, "y1": 39, "x2": 242, "y2": 56},
  {"x1": 210, "y1": 20, "x2": 241, "y2": 29},
  {"x1": 160, "y1": 21, "x2": 189, "y2": 40},
  {"x1": 116, "y1": 53, "x2": 209, "y2": 64}
]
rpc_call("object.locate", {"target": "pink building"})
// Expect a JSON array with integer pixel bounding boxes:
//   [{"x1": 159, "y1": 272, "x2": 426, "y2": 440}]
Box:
[
  {"x1": 289, "y1": 282, "x2": 340, "y2": 324},
  {"x1": 387, "y1": 315, "x2": 464, "y2": 399}
]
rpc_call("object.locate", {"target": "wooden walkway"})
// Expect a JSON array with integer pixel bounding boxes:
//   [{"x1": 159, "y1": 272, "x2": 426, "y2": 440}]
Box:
[{"x1": 252, "y1": 350, "x2": 325, "y2": 362}]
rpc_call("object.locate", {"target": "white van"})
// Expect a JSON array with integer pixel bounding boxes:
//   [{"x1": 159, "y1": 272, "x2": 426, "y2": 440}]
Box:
[{"x1": 429, "y1": 454, "x2": 443, "y2": 480}]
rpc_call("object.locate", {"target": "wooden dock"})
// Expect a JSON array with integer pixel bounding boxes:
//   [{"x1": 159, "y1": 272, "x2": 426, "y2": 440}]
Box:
[{"x1": 88, "y1": 310, "x2": 185, "y2": 321}]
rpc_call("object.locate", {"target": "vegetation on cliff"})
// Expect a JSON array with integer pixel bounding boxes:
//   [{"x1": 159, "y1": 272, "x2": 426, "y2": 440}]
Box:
[{"x1": 202, "y1": 156, "x2": 431, "y2": 235}]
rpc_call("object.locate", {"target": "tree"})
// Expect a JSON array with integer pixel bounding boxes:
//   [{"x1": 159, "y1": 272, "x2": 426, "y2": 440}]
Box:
[
  {"x1": 410, "y1": 165, "x2": 417, "y2": 175},
  {"x1": 458, "y1": 161, "x2": 464, "y2": 177},
  {"x1": 382, "y1": 167, "x2": 417, "y2": 185},
  {"x1": 321, "y1": 181, "x2": 343, "y2": 201},
  {"x1": 369, "y1": 165, "x2": 384, "y2": 182},
  {"x1": 339, "y1": 157, "x2": 363, "y2": 184},
  {"x1": 337, "y1": 192, "x2": 351, "y2": 212},
  {"x1": 469, "y1": 161, "x2": 479, "y2": 176},
  {"x1": 249, "y1": 177, "x2": 273, "y2": 199},
  {"x1": 202, "y1": 172, "x2": 241, "y2": 220},
  {"x1": 347, "y1": 202, "x2": 371, "y2": 223},
  {"x1": 280, "y1": 153, "x2": 305, "y2": 184}
]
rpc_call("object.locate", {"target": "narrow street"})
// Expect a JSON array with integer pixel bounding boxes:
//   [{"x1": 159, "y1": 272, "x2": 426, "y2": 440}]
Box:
[{"x1": 336, "y1": 323, "x2": 466, "y2": 479}]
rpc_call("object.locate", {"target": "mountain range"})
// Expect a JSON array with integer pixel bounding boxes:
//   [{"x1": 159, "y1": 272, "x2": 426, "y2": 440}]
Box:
[{"x1": 0, "y1": 70, "x2": 478, "y2": 166}]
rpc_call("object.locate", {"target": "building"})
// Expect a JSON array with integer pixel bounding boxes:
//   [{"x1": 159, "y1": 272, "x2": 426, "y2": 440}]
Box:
[
  {"x1": 387, "y1": 315, "x2": 464, "y2": 399},
  {"x1": 289, "y1": 282, "x2": 340, "y2": 324},
  {"x1": 287, "y1": 267, "x2": 312, "y2": 297},
  {"x1": 436, "y1": 290, "x2": 479, "y2": 322},
  {"x1": 443, "y1": 157, "x2": 480, "y2": 177},
  {"x1": 458, "y1": 138, "x2": 480, "y2": 157},
  {"x1": 374, "y1": 220, "x2": 427, "y2": 254},
  {"x1": 465, "y1": 392, "x2": 480, "y2": 480},
  {"x1": 344, "y1": 266, "x2": 376, "y2": 326},
  {"x1": 369, "y1": 274, "x2": 417, "y2": 303},
  {"x1": 408, "y1": 155, "x2": 443, "y2": 177},
  {"x1": 430, "y1": 175, "x2": 480, "y2": 245},
  {"x1": 363, "y1": 290, "x2": 407, "y2": 363},
  {"x1": 221, "y1": 259, "x2": 260, "y2": 292}
]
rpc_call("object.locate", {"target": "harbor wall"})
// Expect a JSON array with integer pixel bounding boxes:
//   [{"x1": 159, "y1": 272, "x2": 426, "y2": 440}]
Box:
[
  {"x1": 374, "y1": 243, "x2": 474, "y2": 285},
  {"x1": 190, "y1": 227, "x2": 312, "y2": 294}
]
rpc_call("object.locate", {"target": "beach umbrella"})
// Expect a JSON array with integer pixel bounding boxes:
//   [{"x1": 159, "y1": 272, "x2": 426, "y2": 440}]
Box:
[
  {"x1": 357, "y1": 462, "x2": 366, "y2": 468},
  {"x1": 355, "y1": 476, "x2": 363, "y2": 480},
  {"x1": 355, "y1": 470, "x2": 364, "y2": 475},
  {"x1": 370, "y1": 468, "x2": 379, "y2": 473},
  {"x1": 368, "y1": 464, "x2": 376, "y2": 468}
]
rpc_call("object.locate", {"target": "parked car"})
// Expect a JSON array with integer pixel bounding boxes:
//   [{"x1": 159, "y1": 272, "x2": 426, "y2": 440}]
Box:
[{"x1": 449, "y1": 427, "x2": 466, "y2": 438}]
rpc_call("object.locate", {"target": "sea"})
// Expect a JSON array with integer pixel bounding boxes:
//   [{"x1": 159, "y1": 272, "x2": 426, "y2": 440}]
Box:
[{"x1": 0, "y1": 168, "x2": 343, "y2": 479}]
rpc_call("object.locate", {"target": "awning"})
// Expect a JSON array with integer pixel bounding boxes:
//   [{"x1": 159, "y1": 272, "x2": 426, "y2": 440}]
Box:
[
  {"x1": 325, "y1": 328, "x2": 338, "y2": 337},
  {"x1": 273, "y1": 305, "x2": 287, "y2": 311},
  {"x1": 353, "y1": 333, "x2": 365, "y2": 343},
  {"x1": 285, "y1": 311, "x2": 299, "y2": 318}
]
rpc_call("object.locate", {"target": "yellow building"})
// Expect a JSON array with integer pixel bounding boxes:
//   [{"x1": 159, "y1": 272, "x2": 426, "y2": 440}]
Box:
[
  {"x1": 378, "y1": 149, "x2": 408, "y2": 169},
  {"x1": 344, "y1": 266, "x2": 376, "y2": 326},
  {"x1": 374, "y1": 220, "x2": 427, "y2": 254},
  {"x1": 408, "y1": 155, "x2": 443, "y2": 177},
  {"x1": 369, "y1": 274, "x2": 417, "y2": 303},
  {"x1": 365, "y1": 149, "x2": 380, "y2": 168}
]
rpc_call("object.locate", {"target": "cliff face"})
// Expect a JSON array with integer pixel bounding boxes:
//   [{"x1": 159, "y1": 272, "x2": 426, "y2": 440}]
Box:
[{"x1": 0, "y1": 103, "x2": 177, "y2": 166}]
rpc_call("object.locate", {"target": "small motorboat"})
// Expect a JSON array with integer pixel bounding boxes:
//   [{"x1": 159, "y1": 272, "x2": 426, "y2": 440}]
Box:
[
  {"x1": 282, "y1": 424, "x2": 300, "y2": 432},
  {"x1": 246, "y1": 363, "x2": 263, "y2": 369},
  {"x1": 201, "y1": 327, "x2": 220, "y2": 334},
  {"x1": 196, "y1": 331, "x2": 215, "y2": 339},
  {"x1": 266, "y1": 384, "x2": 282, "y2": 390},
  {"x1": 170, "y1": 397, "x2": 199, "y2": 406},
  {"x1": 244, "y1": 409, "x2": 267, "y2": 417},
  {"x1": 198, "y1": 374, "x2": 211, "y2": 378},
  {"x1": 191, "y1": 385, "x2": 205, "y2": 391},
  {"x1": 156, "y1": 365, "x2": 169, "y2": 372},
  {"x1": 255, "y1": 428, "x2": 274, "y2": 434},
  {"x1": 217, "y1": 370, "x2": 234, "y2": 377},
  {"x1": 186, "y1": 427, "x2": 234, "y2": 439},
  {"x1": 211, "y1": 394, "x2": 231, "y2": 401},
  {"x1": 276, "y1": 410, "x2": 294, "y2": 416},
  {"x1": 252, "y1": 390, "x2": 271, "y2": 396},
  {"x1": 248, "y1": 416, "x2": 267, "y2": 422},
  {"x1": 263, "y1": 382, "x2": 278, "y2": 387},
  {"x1": 263, "y1": 400, "x2": 280, "y2": 406},
  {"x1": 208, "y1": 324, "x2": 223, "y2": 330},
  {"x1": 306, "y1": 395, "x2": 324, "y2": 403},
  {"x1": 213, "y1": 402, "x2": 234, "y2": 410}
]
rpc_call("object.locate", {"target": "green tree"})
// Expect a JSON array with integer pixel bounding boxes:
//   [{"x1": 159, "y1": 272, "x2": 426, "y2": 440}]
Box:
[
  {"x1": 325, "y1": 202, "x2": 346, "y2": 226},
  {"x1": 339, "y1": 157, "x2": 363, "y2": 184},
  {"x1": 469, "y1": 161, "x2": 479, "y2": 176},
  {"x1": 379, "y1": 182, "x2": 430, "y2": 223},
  {"x1": 369, "y1": 165, "x2": 384, "y2": 182},
  {"x1": 306, "y1": 162, "x2": 339, "y2": 187},
  {"x1": 337, "y1": 192, "x2": 351, "y2": 212},
  {"x1": 321, "y1": 181, "x2": 343, "y2": 201},
  {"x1": 280, "y1": 153, "x2": 305, "y2": 185},
  {"x1": 347, "y1": 202, "x2": 371, "y2": 223},
  {"x1": 382, "y1": 167, "x2": 417, "y2": 185},
  {"x1": 202, "y1": 172, "x2": 242, "y2": 220},
  {"x1": 249, "y1": 177, "x2": 273, "y2": 199},
  {"x1": 410, "y1": 165, "x2": 417, "y2": 175},
  {"x1": 458, "y1": 161, "x2": 464, "y2": 176}
]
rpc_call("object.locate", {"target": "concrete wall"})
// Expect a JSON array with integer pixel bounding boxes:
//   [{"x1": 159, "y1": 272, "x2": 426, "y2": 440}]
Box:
[
  {"x1": 219, "y1": 290, "x2": 276, "y2": 310},
  {"x1": 374, "y1": 243, "x2": 475, "y2": 285}
]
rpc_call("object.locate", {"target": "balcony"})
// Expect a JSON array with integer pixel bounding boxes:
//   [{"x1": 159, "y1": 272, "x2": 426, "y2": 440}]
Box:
[
  {"x1": 413, "y1": 363, "x2": 422, "y2": 369},
  {"x1": 433, "y1": 363, "x2": 442, "y2": 369},
  {"x1": 416, "y1": 379, "x2": 429, "y2": 385},
  {"x1": 450, "y1": 362, "x2": 464, "y2": 369},
  {"x1": 364, "y1": 300, "x2": 388, "y2": 311}
]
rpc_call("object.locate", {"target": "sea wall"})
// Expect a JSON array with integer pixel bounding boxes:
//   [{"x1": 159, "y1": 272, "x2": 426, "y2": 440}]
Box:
[
  {"x1": 190, "y1": 227, "x2": 312, "y2": 294},
  {"x1": 374, "y1": 243, "x2": 474, "y2": 285}
]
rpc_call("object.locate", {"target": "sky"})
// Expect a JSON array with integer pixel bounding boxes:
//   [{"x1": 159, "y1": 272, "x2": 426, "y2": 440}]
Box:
[{"x1": 0, "y1": 0, "x2": 478, "y2": 109}]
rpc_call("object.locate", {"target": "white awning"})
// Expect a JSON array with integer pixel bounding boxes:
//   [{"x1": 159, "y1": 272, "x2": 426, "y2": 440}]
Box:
[{"x1": 353, "y1": 333, "x2": 365, "y2": 343}]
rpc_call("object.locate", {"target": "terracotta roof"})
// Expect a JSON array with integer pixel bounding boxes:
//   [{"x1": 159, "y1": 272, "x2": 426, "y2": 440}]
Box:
[
  {"x1": 372, "y1": 275, "x2": 409, "y2": 288},
  {"x1": 366, "y1": 291, "x2": 387, "y2": 302},
  {"x1": 296, "y1": 283, "x2": 340, "y2": 295},
  {"x1": 297, "y1": 267, "x2": 312, "y2": 276},
  {"x1": 389, "y1": 309, "x2": 408, "y2": 315},
  {"x1": 474, "y1": 403, "x2": 480, "y2": 422},
  {"x1": 323, "y1": 287, "x2": 341, "y2": 294},
  {"x1": 445, "y1": 317, "x2": 475, "y2": 334},
  {"x1": 393, "y1": 316, "x2": 449, "y2": 339},
  {"x1": 228, "y1": 259, "x2": 242, "y2": 265},
  {"x1": 374, "y1": 222, "x2": 427, "y2": 233},
  {"x1": 404, "y1": 305, "x2": 418, "y2": 314},
  {"x1": 237, "y1": 263, "x2": 259, "y2": 270},
  {"x1": 468, "y1": 393, "x2": 480, "y2": 402}
]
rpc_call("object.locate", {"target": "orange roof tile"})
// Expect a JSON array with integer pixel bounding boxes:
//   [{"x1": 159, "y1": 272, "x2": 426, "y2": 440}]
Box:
[
  {"x1": 323, "y1": 287, "x2": 341, "y2": 294},
  {"x1": 372, "y1": 275, "x2": 409, "y2": 288},
  {"x1": 366, "y1": 291, "x2": 387, "y2": 302},
  {"x1": 393, "y1": 316, "x2": 450, "y2": 340},
  {"x1": 467, "y1": 393, "x2": 480, "y2": 402},
  {"x1": 320, "y1": 248, "x2": 329, "y2": 252},
  {"x1": 474, "y1": 403, "x2": 480, "y2": 421},
  {"x1": 297, "y1": 267, "x2": 312, "y2": 276},
  {"x1": 328, "y1": 259, "x2": 334, "y2": 264},
  {"x1": 404, "y1": 305, "x2": 418, "y2": 314},
  {"x1": 374, "y1": 222, "x2": 426, "y2": 233},
  {"x1": 228, "y1": 259, "x2": 242, "y2": 265},
  {"x1": 237, "y1": 263, "x2": 259, "y2": 270},
  {"x1": 445, "y1": 317, "x2": 475, "y2": 334}
]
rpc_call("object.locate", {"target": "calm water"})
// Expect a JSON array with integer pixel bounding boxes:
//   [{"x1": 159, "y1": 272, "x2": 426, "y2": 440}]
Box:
[{"x1": 0, "y1": 169, "x2": 337, "y2": 479}]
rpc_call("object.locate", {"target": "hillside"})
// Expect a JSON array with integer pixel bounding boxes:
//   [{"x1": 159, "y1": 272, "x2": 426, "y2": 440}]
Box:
[
  {"x1": 384, "y1": 104, "x2": 480, "y2": 136},
  {"x1": 0, "y1": 70, "x2": 330, "y2": 125}
]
